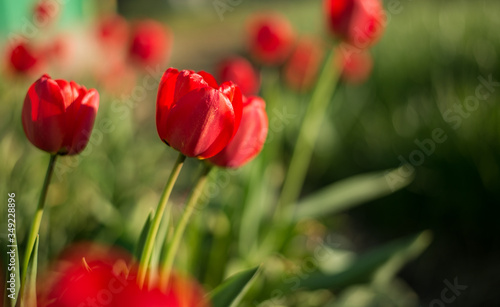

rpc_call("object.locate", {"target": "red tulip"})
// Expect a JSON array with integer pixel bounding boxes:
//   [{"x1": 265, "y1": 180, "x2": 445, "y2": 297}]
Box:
[
  {"x1": 209, "y1": 96, "x2": 268, "y2": 168},
  {"x1": 247, "y1": 13, "x2": 295, "y2": 65},
  {"x1": 22, "y1": 74, "x2": 99, "y2": 155},
  {"x1": 325, "y1": 0, "x2": 385, "y2": 49},
  {"x1": 156, "y1": 68, "x2": 243, "y2": 159},
  {"x1": 7, "y1": 42, "x2": 40, "y2": 74},
  {"x1": 217, "y1": 56, "x2": 260, "y2": 96},
  {"x1": 129, "y1": 20, "x2": 171, "y2": 68},
  {"x1": 335, "y1": 47, "x2": 373, "y2": 84},
  {"x1": 284, "y1": 37, "x2": 325, "y2": 92},
  {"x1": 38, "y1": 243, "x2": 210, "y2": 307}
]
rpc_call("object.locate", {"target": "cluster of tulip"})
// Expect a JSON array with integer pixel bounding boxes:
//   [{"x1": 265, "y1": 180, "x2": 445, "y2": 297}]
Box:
[
  {"x1": 5, "y1": 0, "x2": 388, "y2": 306},
  {"x1": 216, "y1": 0, "x2": 384, "y2": 97},
  {"x1": 18, "y1": 67, "x2": 268, "y2": 307},
  {"x1": 5, "y1": 1, "x2": 171, "y2": 95}
]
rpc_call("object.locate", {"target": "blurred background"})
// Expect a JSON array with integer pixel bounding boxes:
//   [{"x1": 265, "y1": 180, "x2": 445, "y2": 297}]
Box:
[{"x1": 1, "y1": 0, "x2": 499, "y2": 306}]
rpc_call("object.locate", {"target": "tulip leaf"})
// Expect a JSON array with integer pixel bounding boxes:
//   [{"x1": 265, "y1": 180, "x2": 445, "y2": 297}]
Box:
[
  {"x1": 291, "y1": 166, "x2": 414, "y2": 221},
  {"x1": 135, "y1": 211, "x2": 154, "y2": 261},
  {"x1": 24, "y1": 236, "x2": 39, "y2": 307},
  {"x1": 208, "y1": 266, "x2": 260, "y2": 307},
  {"x1": 288, "y1": 231, "x2": 431, "y2": 292}
]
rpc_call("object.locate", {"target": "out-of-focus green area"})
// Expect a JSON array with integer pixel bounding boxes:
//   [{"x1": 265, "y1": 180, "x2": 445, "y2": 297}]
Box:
[{"x1": 0, "y1": 0, "x2": 499, "y2": 306}]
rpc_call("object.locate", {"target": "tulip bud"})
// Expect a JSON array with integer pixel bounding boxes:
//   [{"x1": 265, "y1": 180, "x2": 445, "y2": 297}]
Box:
[
  {"x1": 247, "y1": 13, "x2": 295, "y2": 66},
  {"x1": 156, "y1": 68, "x2": 243, "y2": 159},
  {"x1": 217, "y1": 56, "x2": 260, "y2": 96},
  {"x1": 22, "y1": 74, "x2": 99, "y2": 155},
  {"x1": 325, "y1": 0, "x2": 385, "y2": 49},
  {"x1": 335, "y1": 47, "x2": 373, "y2": 84},
  {"x1": 284, "y1": 37, "x2": 325, "y2": 92},
  {"x1": 129, "y1": 20, "x2": 171, "y2": 68},
  {"x1": 209, "y1": 96, "x2": 268, "y2": 168}
]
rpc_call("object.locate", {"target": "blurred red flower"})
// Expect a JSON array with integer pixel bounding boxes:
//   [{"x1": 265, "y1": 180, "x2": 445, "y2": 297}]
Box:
[
  {"x1": 129, "y1": 20, "x2": 171, "y2": 68},
  {"x1": 33, "y1": 0, "x2": 59, "y2": 27},
  {"x1": 325, "y1": 0, "x2": 385, "y2": 49},
  {"x1": 217, "y1": 56, "x2": 260, "y2": 96},
  {"x1": 156, "y1": 68, "x2": 243, "y2": 159},
  {"x1": 335, "y1": 47, "x2": 373, "y2": 84},
  {"x1": 37, "y1": 243, "x2": 210, "y2": 307},
  {"x1": 7, "y1": 42, "x2": 40, "y2": 74},
  {"x1": 247, "y1": 13, "x2": 295, "y2": 66},
  {"x1": 22, "y1": 74, "x2": 99, "y2": 155},
  {"x1": 97, "y1": 14, "x2": 130, "y2": 53},
  {"x1": 284, "y1": 37, "x2": 325, "y2": 92},
  {"x1": 209, "y1": 96, "x2": 268, "y2": 168}
]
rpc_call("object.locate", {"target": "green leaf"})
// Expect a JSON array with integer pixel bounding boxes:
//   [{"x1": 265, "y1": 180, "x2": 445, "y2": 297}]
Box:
[
  {"x1": 135, "y1": 211, "x2": 153, "y2": 261},
  {"x1": 292, "y1": 166, "x2": 414, "y2": 220},
  {"x1": 15, "y1": 236, "x2": 39, "y2": 307},
  {"x1": 208, "y1": 266, "x2": 260, "y2": 307},
  {"x1": 24, "y1": 236, "x2": 39, "y2": 307},
  {"x1": 291, "y1": 231, "x2": 431, "y2": 292}
]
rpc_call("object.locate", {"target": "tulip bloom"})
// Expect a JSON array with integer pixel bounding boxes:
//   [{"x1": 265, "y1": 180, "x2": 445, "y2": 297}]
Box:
[
  {"x1": 247, "y1": 13, "x2": 295, "y2": 65},
  {"x1": 284, "y1": 37, "x2": 325, "y2": 92},
  {"x1": 325, "y1": 0, "x2": 385, "y2": 49},
  {"x1": 129, "y1": 20, "x2": 171, "y2": 68},
  {"x1": 156, "y1": 69, "x2": 242, "y2": 159},
  {"x1": 22, "y1": 74, "x2": 99, "y2": 155},
  {"x1": 217, "y1": 56, "x2": 260, "y2": 96},
  {"x1": 209, "y1": 96, "x2": 268, "y2": 168},
  {"x1": 335, "y1": 47, "x2": 373, "y2": 84},
  {"x1": 7, "y1": 42, "x2": 40, "y2": 74}
]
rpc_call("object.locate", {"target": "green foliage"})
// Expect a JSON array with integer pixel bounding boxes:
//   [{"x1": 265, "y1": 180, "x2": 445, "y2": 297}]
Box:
[
  {"x1": 1, "y1": 1, "x2": 498, "y2": 306},
  {"x1": 209, "y1": 266, "x2": 260, "y2": 307}
]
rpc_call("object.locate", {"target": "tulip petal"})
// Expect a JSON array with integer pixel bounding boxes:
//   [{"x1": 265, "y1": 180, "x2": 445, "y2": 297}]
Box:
[
  {"x1": 67, "y1": 89, "x2": 99, "y2": 155},
  {"x1": 325, "y1": 0, "x2": 355, "y2": 39},
  {"x1": 219, "y1": 82, "x2": 243, "y2": 139},
  {"x1": 164, "y1": 87, "x2": 236, "y2": 158},
  {"x1": 156, "y1": 68, "x2": 180, "y2": 141},
  {"x1": 209, "y1": 96, "x2": 268, "y2": 168},
  {"x1": 173, "y1": 70, "x2": 209, "y2": 103},
  {"x1": 22, "y1": 75, "x2": 66, "y2": 153},
  {"x1": 197, "y1": 70, "x2": 219, "y2": 89},
  {"x1": 55, "y1": 80, "x2": 80, "y2": 109}
]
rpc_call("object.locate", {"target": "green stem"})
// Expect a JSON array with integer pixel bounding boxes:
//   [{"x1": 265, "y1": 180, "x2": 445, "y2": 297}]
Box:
[
  {"x1": 21, "y1": 154, "x2": 57, "y2": 287},
  {"x1": 137, "y1": 153, "x2": 186, "y2": 287},
  {"x1": 160, "y1": 164, "x2": 212, "y2": 289},
  {"x1": 260, "y1": 49, "x2": 339, "y2": 254},
  {"x1": 276, "y1": 49, "x2": 339, "y2": 217}
]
